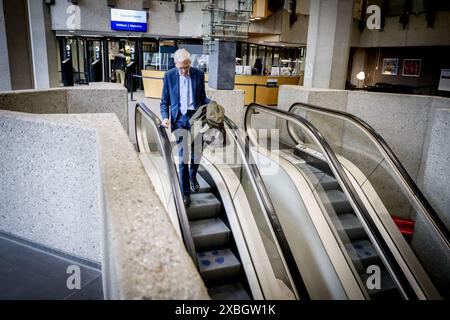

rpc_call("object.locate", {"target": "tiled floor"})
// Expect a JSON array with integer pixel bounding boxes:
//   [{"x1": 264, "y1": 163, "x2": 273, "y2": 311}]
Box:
[{"x1": 0, "y1": 232, "x2": 103, "y2": 300}]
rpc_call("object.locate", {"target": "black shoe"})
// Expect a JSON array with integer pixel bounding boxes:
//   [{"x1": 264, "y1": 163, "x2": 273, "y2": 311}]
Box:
[
  {"x1": 183, "y1": 195, "x2": 191, "y2": 207},
  {"x1": 190, "y1": 177, "x2": 200, "y2": 193}
]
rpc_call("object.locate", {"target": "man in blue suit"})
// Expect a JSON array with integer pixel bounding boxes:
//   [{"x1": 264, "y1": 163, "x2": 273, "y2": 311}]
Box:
[{"x1": 160, "y1": 48, "x2": 210, "y2": 206}]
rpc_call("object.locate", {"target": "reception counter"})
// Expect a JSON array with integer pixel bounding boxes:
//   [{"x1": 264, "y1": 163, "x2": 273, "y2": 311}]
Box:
[{"x1": 141, "y1": 69, "x2": 301, "y2": 105}]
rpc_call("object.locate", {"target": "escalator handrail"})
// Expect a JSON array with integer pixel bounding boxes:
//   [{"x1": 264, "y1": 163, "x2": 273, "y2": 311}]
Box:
[
  {"x1": 223, "y1": 115, "x2": 310, "y2": 300},
  {"x1": 245, "y1": 102, "x2": 420, "y2": 299},
  {"x1": 289, "y1": 102, "x2": 450, "y2": 248},
  {"x1": 135, "y1": 102, "x2": 198, "y2": 269}
]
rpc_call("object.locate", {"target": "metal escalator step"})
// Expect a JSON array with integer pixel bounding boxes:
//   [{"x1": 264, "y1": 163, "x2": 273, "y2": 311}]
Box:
[
  {"x1": 320, "y1": 174, "x2": 340, "y2": 191},
  {"x1": 187, "y1": 193, "x2": 221, "y2": 221},
  {"x1": 190, "y1": 218, "x2": 231, "y2": 251},
  {"x1": 196, "y1": 175, "x2": 212, "y2": 193},
  {"x1": 208, "y1": 282, "x2": 251, "y2": 300},
  {"x1": 295, "y1": 162, "x2": 324, "y2": 174},
  {"x1": 333, "y1": 213, "x2": 366, "y2": 241},
  {"x1": 359, "y1": 269, "x2": 399, "y2": 299},
  {"x1": 197, "y1": 249, "x2": 241, "y2": 286},
  {"x1": 345, "y1": 239, "x2": 380, "y2": 267},
  {"x1": 322, "y1": 189, "x2": 353, "y2": 214}
]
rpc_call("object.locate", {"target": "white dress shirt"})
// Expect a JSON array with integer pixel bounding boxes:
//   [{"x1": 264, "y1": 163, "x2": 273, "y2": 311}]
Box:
[{"x1": 179, "y1": 70, "x2": 194, "y2": 115}]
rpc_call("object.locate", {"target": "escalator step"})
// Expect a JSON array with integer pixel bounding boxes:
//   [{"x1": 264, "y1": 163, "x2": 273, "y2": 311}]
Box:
[
  {"x1": 187, "y1": 193, "x2": 221, "y2": 220},
  {"x1": 320, "y1": 175, "x2": 340, "y2": 191},
  {"x1": 332, "y1": 213, "x2": 366, "y2": 241},
  {"x1": 196, "y1": 175, "x2": 212, "y2": 193},
  {"x1": 345, "y1": 239, "x2": 380, "y2": 268},
  {"x1": 208, "y1": 282, "x2": 251, "y2": 300},
  {"x1": 190, "y1": 218, "x2": 231, "y2": 251},
  {"x1": 321, "y1": 190, "x2": 353, "y2": 214},
  {"x1": 197, "y1": 249, "x2": 241, "y2": 286},
  {"x1": 359, "y1": 269, "x2": 400, "y2": 299}
]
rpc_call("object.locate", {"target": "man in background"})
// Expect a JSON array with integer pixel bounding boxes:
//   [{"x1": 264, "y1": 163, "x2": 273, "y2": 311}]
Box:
[{"x1": 113, "y1": 48, "x2": 126, "y2": 85}]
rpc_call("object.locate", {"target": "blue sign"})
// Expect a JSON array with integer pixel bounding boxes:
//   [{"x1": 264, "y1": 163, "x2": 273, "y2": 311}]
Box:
[{"x1": 111, "y1": 9, "x2": 147, "y2": 32}]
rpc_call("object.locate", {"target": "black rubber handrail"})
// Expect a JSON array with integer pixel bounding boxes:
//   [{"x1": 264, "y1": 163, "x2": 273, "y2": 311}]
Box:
[
  {"x1": 134, "y1": 102, "x2": 198, "y2": 269},
  {"x1": 245, "y1": 102, "x2": 420, "y2": 300},
  {"x1": 223, "y1": 115, "x2": 310, "y2": 300},
  {"x1": 289, "y1": 102, "x2": 450, "y2": 248}
]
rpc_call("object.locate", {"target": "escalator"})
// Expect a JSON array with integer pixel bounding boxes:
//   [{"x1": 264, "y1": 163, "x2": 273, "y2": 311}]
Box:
[
  {"x1": 185, "y1": 168, "x2": 250, "y2": 299},
  {"x1": 134, "y1": 102, "x2": 307, "y2": 300},
  {"x1": 135, "y1": 99, "x2": 448, "y2": 300},
  {"x1": 244, "y1": 102, "x2": 449, "y2": 299},
  {"x1": 288, "y1": 154, "x2": 400, "y2": 299}
]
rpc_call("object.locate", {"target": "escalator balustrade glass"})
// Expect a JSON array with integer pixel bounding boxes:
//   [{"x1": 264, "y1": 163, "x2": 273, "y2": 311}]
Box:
[
  {"x1": 289, "y1": 103, "x2": 449, "y2": 299},
  {"x1": 245, "y1": 103, "x2": 416, "y2": 300},
  {"x1": 198, "y1": 115, "x2": 302, "y2": 299}
]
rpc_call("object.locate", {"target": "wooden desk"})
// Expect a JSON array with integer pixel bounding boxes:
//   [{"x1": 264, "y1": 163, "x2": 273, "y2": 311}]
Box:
[{"x1": 141, "y1": 70, "x2": 302, "y2": 105}]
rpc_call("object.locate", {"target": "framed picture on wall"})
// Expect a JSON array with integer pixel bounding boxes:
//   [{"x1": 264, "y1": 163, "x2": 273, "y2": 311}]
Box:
[
  {"x1": 382, "y1": 58, "x2": 399, "y2": 75},
  {"x1": 402, "y1": 59, "x2": 421, "y2": 77}
]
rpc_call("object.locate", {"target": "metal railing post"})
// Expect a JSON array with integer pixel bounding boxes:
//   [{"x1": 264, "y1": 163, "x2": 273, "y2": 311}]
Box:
[{"x1": 131, "y1": 74, "x2": 135, "y2": 101}]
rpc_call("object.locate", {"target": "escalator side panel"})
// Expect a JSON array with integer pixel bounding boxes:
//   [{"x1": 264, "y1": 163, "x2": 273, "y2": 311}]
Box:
[{"x1": 250, "y1": 148, "x2": 364, "y2": 299}]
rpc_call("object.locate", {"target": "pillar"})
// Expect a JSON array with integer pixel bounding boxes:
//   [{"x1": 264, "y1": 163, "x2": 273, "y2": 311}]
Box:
[
  {"x1": 303, "y1": 0, "x2": 353, "y2": 89},
  {"x1": 27, "y1": 0, "x2": 59, "y2": 89},
  {"x1": 0, "y1": 0, "x2": 12, "y2": 91},
  {"x1": 208, "y1": 40, "x2": 236, "y2": 90}
]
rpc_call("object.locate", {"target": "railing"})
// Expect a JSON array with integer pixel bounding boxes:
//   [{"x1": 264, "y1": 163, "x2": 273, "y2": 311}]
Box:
[
  {"x1": 289, "y1": 101, "x2": 449, "y2": 299},
  {"x1": 245, "y1": 102, "x2": 424, "y2": 300},
  {"x1": 134, "y1": 102, "x2": 198, "y2": 268},
  {"x1": 289, "y1": 102, "x2": 450, "y2": 247},
  {"x1": 222, "y1": 115, "x2": 309, "y2": 300}
]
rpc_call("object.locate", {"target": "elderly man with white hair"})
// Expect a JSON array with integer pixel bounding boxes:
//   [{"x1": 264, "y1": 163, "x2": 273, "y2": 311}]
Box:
[{"x1": 160, "y1": 48, "x2": 210, "y2": 206}]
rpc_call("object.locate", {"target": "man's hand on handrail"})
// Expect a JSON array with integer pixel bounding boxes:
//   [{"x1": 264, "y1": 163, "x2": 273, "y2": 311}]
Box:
[{"x1": 161, "y1": 118, "x2": 170, "y2": 128}]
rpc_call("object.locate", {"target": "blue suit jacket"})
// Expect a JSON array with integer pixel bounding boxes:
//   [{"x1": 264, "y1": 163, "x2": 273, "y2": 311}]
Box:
[{"x1": 160, "y1": 67, "x2": 210, "y2": 131}]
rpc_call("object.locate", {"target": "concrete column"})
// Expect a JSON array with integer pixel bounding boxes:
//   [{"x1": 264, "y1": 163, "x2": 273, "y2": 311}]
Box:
[
  {"x1": 27, "y1": 0, "x2": 51, "y2": 89},
  {"x1": 0, "y1": 0, "x2": 12, "y2": 91},
  {"x1": 208, "y1": 40, "x2": 236, "y2": 90},
  {"x1": 304, "y1": 0, "x2": 353, "y2": 89}
]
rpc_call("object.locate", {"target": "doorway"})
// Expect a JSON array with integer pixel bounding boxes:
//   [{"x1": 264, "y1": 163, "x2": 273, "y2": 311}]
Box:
[{"x1": 87, "y1": 40, "x2": 104, "y2": 82}]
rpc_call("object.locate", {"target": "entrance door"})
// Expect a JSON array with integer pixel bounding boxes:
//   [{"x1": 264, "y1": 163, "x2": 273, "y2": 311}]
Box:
[
  {"x1": 60, "y1": 38, "x2": 89, "y2": 85},
  {"x1": 87, "y1": 40, "x2": 103, "y2": 82}
]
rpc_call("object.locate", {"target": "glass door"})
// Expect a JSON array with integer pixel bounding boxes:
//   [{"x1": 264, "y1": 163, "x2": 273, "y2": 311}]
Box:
[
  {"x1": 108, "y1": 39, "x2": 120, "y2": 82},
  {"x1": 87, "y1": 40, "x2": 103, "y2": 82},
  {"x1": 60, "y1": 37, "x2": 89, "y2": 85}
]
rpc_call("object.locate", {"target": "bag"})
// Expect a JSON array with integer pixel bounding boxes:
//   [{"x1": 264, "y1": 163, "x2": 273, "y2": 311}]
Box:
[
  {"x1": 204, "y1": 101, "x2": 225, "y2": 133},
  {"x1": 189, "y1": 100, "x2": 225, "y2": 132},
  {"x1": 190, "y1": 100, "x2": 226, "y2": 147}
]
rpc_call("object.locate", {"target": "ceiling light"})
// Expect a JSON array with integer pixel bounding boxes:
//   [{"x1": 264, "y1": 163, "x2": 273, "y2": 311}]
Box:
[{"x1": 356, "y1": 71, "x2": 366, "y2": 80}]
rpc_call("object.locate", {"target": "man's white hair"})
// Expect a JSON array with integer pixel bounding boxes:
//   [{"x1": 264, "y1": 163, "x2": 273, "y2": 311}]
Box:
[{"x1": 174, "y1": 48, "x2": 191, "y2": 64}]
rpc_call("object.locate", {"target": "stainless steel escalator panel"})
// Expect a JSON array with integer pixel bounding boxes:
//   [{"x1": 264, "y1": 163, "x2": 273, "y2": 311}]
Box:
[
  {"x1": 289, "y1": 102, "x2": 447, "y2": 299},
  {"x1": 245, "y1": 103, "x2": 420, "y2": 300}
]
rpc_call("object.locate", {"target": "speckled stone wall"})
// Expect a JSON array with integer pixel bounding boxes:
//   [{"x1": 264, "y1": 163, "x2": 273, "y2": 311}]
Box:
[
  {"x1": 206, "y1": 88, "x2": 245, "y2": 128},
  {"x1": 277, "y1": 85, "x2": 450, "y2": 222},
  {"x1": 0, "y1": 83, "x2": 128, "y2": 131},
  {"x1": 0, "y1": 111, "x2": 102, "y2": 262},
  {"x1": 0, "y1": 89, "x2": 67, "y2": 114},
  {"x1": 66, "y1": 85, "x2": 128, "y2": 131},
  {"x1": 0, "y1": 110, "x2": 208, "y2": 299},
  {"x1": 421, "y1": 109, "x2": 450, "y2": 230}
]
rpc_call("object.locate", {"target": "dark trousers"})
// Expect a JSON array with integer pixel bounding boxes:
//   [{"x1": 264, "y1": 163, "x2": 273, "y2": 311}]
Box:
[{"x1": 173, "y1": 111, "x2": 202, "y2": 196}]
